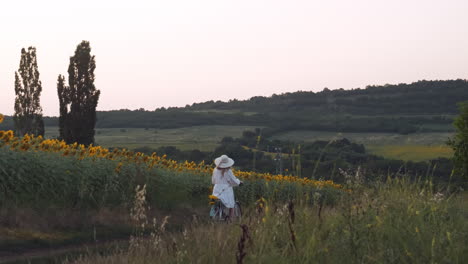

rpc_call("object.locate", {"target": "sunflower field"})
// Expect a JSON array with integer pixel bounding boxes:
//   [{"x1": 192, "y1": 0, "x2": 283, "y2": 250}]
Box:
[{"x1": 0, "y1": 117, "x2": 343, "y2": 211}]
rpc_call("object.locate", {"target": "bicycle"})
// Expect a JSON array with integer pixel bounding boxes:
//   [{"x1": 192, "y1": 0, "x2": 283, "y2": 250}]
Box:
[{"x1": 210, "y1": 199, "x2": 242, "y2": 221}]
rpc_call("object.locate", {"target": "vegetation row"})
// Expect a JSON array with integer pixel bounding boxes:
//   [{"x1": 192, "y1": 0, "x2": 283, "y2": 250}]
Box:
[{"x1": 0, "y1": 128, "x2": 343, "y2": 211}]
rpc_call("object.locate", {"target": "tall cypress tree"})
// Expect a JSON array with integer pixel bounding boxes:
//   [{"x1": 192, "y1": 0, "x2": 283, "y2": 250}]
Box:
[
  {"x1": 58, "y1": 41, "x2": 100, "y2": 145},
  {"x1": 13, "y1": 47, "x2": 44, "y2": 137},
  {"x1": 57, "y1": 75, "x2": 70, "y2": 142}
]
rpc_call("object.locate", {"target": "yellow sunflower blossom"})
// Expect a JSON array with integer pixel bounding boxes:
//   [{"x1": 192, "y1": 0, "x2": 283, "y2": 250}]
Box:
[{"x1": 115, "y1": 162, "x2": 123, "y2": 173}]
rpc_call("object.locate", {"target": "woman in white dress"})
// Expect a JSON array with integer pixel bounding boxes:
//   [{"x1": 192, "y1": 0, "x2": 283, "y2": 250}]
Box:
[{"x1": 212, "y1": 155, "x2": 243, "y2": 218}]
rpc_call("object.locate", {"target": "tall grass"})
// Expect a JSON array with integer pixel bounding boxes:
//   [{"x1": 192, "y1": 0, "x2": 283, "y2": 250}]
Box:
[{"x1": 68, "y1": 176, "x2": 467, "y2": 264}]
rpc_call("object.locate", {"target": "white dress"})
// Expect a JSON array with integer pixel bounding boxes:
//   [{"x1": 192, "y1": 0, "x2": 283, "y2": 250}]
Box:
[{"x1": 211, "y1": 168, "x2": 241, "y2": 208}]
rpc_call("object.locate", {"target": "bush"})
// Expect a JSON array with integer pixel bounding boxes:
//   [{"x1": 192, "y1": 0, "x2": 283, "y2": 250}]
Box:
[{"x1": 448, "y1": 101, "x2": 468, "y2": 187}]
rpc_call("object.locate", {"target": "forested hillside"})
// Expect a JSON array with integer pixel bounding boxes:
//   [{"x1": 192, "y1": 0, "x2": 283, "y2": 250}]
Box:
[
  {"x1": 1, "y1": 80, "x2": 466, "y2": 133},
  {"x1": 189, "y1": 79, "x2": 468, "y2": 114}
]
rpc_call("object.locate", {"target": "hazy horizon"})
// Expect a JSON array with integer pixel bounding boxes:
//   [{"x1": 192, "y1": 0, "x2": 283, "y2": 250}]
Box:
[{"x1": 1, "y1": 0, "x2": 467, "y2": 116}]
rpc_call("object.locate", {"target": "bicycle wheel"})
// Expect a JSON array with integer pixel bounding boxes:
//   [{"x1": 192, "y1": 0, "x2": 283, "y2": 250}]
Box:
[
  {"x1": 211, "y1": 200, "x2": 228, "y2": 221},
  {"x1": 233, "y1": 201, "x2": 242, "y2": 219}
]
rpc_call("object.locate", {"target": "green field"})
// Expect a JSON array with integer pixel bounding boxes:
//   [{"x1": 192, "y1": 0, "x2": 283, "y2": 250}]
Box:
[
  {"x1": 44, "y1": 125, "x2": 260, "y2": 151},
  {"x1": 273, "y1": 130, "x2": 454, "y2": 161},
  {"x1": 367, "y1": 145, "x2": 453, "y2": 161},
  {"x1": 44, "y1": 126, "x2": 455, "y2": 161},
  {"x1": 272, "y1": 130, "x2": 453, "y2": 145}
]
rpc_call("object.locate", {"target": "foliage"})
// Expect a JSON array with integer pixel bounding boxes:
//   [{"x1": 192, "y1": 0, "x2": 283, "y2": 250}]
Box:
[
  {"x1": 2, "y1": 80, "x2": 464, "y2": 133},
  {"x1": 274, "y1": 130, "x2": 454, "y2": 150},
  {"x1": 58, "y1": 41, "x2": 100, "y2": 145},
  {"x1": 13, "y1": 47, "x2": 44, "y2": 137},
  {"x1": 0, "y1": 130, "x2": 342, "y2": 211},
  {"x1": 57, "y1": 75, "x2": 69, "y2": 143},
  {"x1": 135, "y1": 130, "x2": 454, "y2": 186},
  {"x1": 0, "y1": 128, "x2": 343, "y2": 253},
  {"x1": 0, "y1": 114, "x2": 464, "y2": 262},
  {"x1": 93, "y1": 80, "x2": 466, "y2": 133},
  {"x1": 68, "y1": 177, "x2": 468, "y2": 264},
  {"x1": 447, "y1": 101, "x2": 468, "y2": 187}
]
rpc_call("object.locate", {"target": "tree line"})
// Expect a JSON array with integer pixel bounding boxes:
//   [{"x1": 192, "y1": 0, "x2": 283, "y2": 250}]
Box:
[
  {"x1": 8, "y1": 79, "x2": 463, "y2": 134},
  {"x1": 0, "y1": 110, "x2": 455, "y2": 135},
  {"x1": 188, "y1": 79, "x2": 468, "y2": 115},
  {"x1": 3, "y1": 78, "x2": 465, "y2": 134}
]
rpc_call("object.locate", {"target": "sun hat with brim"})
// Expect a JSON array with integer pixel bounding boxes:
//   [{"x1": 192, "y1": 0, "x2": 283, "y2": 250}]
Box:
[{"x1": 214, "y1": 154, "x2": 235, "y2": 168}]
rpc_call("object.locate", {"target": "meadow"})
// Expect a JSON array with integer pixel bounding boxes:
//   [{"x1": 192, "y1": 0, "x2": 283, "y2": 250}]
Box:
[
  {"x1": 0, "y1": 125, "x2": 466, "y2": 263},
  {"x1": 43, "y1": 126, "x2": 454, "y2": 162},
  {"x1": 366, "y1": 145, "x2": 453, "y2": 162},
  {"x1": 0, "y1": 115, "x2": 462, "y2": 263},
  {"x1": 69, "y1": 177, "x2": 468, "y2": 264},
  {"x1": 44, "y1": 126, "x2": 260, "y2": 151},
  {"x1": 273, "y1": 130, "x2": 454, "y2": 161}
]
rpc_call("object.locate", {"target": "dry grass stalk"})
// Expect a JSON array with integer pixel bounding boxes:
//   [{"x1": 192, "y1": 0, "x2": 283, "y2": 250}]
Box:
[
  {"x1": 236, "y1": 224, "x2": 250, "y2": 264},
  {"x1": 287, "y1": 200, "x2": 297, "y2": 249}
]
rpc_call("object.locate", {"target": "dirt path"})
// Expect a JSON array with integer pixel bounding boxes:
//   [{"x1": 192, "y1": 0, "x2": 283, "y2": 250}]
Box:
[
  {"x1": 0, "y1": 213, "x2": 206, "y2": 263},
  {"x1": 0, "y1": 207, "x2": 208, "y2": 263},
  {"x1": 0, "y1": 239, "x2": 127, "y2": 264}
]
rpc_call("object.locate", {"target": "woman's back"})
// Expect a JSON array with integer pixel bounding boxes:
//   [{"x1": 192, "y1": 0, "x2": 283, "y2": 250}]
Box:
[{"x1": 212, "y1": 168, "x2": 240, "y2": 186}]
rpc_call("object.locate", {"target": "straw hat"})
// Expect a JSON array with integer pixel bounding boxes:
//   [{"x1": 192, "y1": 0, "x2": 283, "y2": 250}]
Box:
[{"x1": 214, "y1": 154, "x2": 234, "y2": 168}]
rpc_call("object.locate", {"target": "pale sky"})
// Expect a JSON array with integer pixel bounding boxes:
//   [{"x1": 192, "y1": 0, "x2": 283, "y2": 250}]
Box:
[{"x1": 1, "y1": 0, "x2": 467, "y2": 116}]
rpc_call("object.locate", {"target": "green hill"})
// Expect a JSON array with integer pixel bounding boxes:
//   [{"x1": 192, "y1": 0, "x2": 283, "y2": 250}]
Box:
[
  {"x1": 188, "y1": 79, "x2": 467, "y2": 114},
  {"x1": 1, "y1": 79, "x2": 467, "y2": 133},
  {"x1": 95, "y1": 79, "x2": 468, "y2": 133}
]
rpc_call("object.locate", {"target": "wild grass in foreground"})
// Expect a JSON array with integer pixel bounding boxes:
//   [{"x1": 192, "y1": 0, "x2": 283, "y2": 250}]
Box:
[{"x1": 68, "y1": 177, "x2": 467, "y2": 264}]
